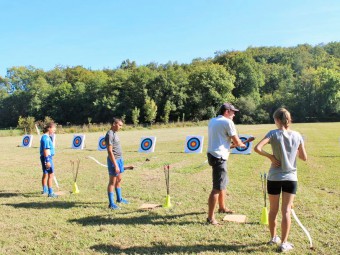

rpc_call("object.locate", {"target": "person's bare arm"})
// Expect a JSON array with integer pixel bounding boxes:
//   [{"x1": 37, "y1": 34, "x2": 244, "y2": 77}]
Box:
[
  {"x1": 230, "y1": 135, "x2": 246, "y2": 149},
  {"x1": 44, "y1": 149, "x2": 51, "y2": 168},
  {"x1": 230, "y1": 136, "x2": 255, "y2": 149},
  {"x1": 107, "y1": 145, "x2": 120, "y2": 174},
  {"x1": 297, "y1": 143, "x2": 307, "y2": 161},
  {"x1": 254, "y1": 137, "x2": 281, "y2": 168}
]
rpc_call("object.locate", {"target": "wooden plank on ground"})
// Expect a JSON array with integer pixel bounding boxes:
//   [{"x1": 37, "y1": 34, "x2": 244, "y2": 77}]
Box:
[{"x1": 222, "y1": 214, "x2": 247, "y2": 223}]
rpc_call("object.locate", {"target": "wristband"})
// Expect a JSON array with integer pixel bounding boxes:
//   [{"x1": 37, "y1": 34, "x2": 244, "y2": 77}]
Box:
[{"x1": 44, "y1": 155, "x2": 52, "y2": 164}]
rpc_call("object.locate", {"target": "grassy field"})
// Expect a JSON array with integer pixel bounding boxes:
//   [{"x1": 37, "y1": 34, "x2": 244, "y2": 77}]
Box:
[{"x1": 0, "y1": 123, "x2": 339, "y2": 255}]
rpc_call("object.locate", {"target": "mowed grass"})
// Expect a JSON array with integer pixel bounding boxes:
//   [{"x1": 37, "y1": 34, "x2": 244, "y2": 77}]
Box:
[{"x1": 0, "y1": 123, "x2": 339, "y2": 255}]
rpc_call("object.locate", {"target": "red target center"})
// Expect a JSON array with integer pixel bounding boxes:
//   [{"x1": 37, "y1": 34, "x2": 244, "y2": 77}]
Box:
[{"x1": 190, "y1": 141, "x2": 197, "y2": 147}]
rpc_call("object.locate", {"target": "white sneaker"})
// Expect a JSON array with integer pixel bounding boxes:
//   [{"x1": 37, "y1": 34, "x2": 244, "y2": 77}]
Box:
[
  {"x1": 280, "y1": 242, "x2": 294, "y2": 252},
  {"x1": 268, "y1": 236, "x2": 281, "y2": 245}
]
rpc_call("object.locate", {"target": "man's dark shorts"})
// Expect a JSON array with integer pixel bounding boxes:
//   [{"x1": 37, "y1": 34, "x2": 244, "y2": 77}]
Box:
[
  {"x1": 267, "y1": 180, "x2": 298, "y2": 195},
  {"x1": 207, "y1": 153, "x2": 228, "y2": 190}
]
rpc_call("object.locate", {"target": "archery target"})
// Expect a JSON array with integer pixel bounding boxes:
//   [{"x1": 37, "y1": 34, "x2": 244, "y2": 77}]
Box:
[
  {"x1": 231, "y1": 135, "x2": 253, "y2": 155},
  {"x1": 50, "y1": 133, "x2": 56, "y2": 147},
  {"x1": 97, "y1": 135, "x2": 107, "y2": 151},
  {"x1": 71, "y1": 134, "x2": 85, "y2": 150},
  {"x1": 21, "y1": 135, "x2": 33, "y2": 148},
  {"x1": 185, "y1": 135, "x2": 204, "y2": 153},
  {"x1": 138, "y1": 137, "x2": 156, "y2": 153}
]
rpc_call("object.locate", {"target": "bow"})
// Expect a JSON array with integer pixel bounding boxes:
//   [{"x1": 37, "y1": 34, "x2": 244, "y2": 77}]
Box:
[{"x1": 86, "y1": 156, "x2": 107, "y2": 168}]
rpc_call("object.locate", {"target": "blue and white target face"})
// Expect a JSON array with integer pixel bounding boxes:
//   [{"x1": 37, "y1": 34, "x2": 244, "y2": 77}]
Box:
[
  {"x1": 22, "y1": 135, "x2": 33, "y2": 147},
  {"x1": 98, "y1": 136, "x2": 106, "y2": 151},
  {"x1": 185, "y1": 136, "x2": 204, "y2": 153},
  {"x1": 231, "y1": 135, "x2": 253, "y2": 155},
  {"x1": 72, "y1": 134, "x2": 85, "y2": 150},
  {"x1": 138, "y1": 137, "x2": 156, "y2": 153},
  {"x1": 236, "y1": 137, "x2": 250, "y2": 152}
]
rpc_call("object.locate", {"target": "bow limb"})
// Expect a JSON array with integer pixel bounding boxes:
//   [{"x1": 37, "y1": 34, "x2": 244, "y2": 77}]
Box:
[{"x1": 86, "y1": 156, "x2": 108, "y2": 168}]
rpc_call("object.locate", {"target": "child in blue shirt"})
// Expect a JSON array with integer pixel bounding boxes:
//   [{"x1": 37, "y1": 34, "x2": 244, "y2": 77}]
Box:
[{"x1": 40, "y1": 122, "x2": 58, "y2": 198}]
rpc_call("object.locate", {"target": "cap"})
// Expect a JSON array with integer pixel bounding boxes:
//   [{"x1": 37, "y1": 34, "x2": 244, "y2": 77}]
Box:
[{"x1": 219, "y1": 103, "x2": 239, "y2": 115}]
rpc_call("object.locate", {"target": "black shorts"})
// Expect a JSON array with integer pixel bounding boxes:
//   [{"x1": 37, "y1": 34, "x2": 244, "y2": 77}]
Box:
[
  {"x1": 207, "y1": 153, "x2": 228, "y2": 190},
  {"x1": 267, "y1": 180, "x2": 297, "y2": 195}
]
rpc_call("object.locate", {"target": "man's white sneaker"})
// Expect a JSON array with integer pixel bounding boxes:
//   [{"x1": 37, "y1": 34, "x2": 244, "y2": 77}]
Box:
[
  {"x1": 280, "y1": 242, "x2": 294, "y2": 252},
  {"x1": 268, "y1": 236, "x2": 281, "y2": 245}
]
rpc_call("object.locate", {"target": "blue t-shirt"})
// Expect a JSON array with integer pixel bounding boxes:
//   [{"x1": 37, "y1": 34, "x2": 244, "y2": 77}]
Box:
[{"x1": 40, "y1": 134, "x2": 55, "y2": 157}]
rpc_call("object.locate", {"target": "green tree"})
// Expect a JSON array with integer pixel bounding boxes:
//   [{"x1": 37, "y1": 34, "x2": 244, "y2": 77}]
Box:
[
  {"x1": 131, "y1": 107, "x2": 140, "y2": 126},
  {"x1": 186, "y1": 62, "x2": 235, "y2": 120},
  {"x1": 144, "y1": 96, "x2": 157, "y2": 125},
  {"x1": 161, "y1": 100, "x2": 172, "y2": 124},
  {"x1": 17, "y1": 116, "x2": 36, "y2": 134}
]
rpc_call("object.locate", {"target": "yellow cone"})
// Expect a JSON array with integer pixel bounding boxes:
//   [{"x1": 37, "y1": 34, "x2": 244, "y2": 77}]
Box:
[
  {"x1": 261, "y1": 207, "x2": 268, "y2": 225},
  {"x1": 163, "y1": 195, "x2": 172, "y2": 208},
  {"x1": 73, "y1": 182, "x2": 80, "y2": 194}
]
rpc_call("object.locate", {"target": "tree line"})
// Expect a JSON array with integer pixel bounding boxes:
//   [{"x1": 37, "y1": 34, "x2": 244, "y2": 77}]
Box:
[{"x1": 0, "y1": 42, "x2": 339, "y2": 128}]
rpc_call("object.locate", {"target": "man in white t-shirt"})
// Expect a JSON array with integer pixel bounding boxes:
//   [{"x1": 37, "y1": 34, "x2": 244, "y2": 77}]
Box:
[{"x1": 206, "y1": 103, "x2": 246, "y2": 225}]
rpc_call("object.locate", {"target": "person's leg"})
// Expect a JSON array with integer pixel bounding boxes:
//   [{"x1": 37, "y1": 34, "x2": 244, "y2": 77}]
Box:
[
  {"x1": 211, "y1": 159, "x2": 229, "y2": 212},
  {"x1": 218, "y1": 189, "x2": 226, "y2": 209},
  {"x1": 208, "y1": 189, "x2": 220, "y2": 223},
  {"x1": 115, "y1": 174, "x2": 128, "y2": 203},
  {"x1": 40, "y1": 156, "x2": 48, "y2": 193},
  {"x1": 281, "y1": 192, "x2": 295, "y2": 243},
  {"x1": 114, "y1": 159, "x2": 128, "y2": 204},
  {"x1": 47, "y1": 172, "x2": 58, "y2": 197},
  {"x1": 42, "y1": 173, "x2": 48, "y2": 193},
  {"x1": 268, "y1": 194, "x2": 280, "y2": 238},
  {"x1": 107, "y1": 175, "x2": 117, "y2": 207}
]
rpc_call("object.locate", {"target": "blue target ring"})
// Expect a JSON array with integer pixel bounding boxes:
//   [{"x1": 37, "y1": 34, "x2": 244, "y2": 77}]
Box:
[
  {"x1": 236, "y1": 137, "x2": 250, "y2": 152},
  {"x1": 187, "y1": 137, "x2": 201, "y2": 151},
  {"x1": 73, "y1": 136, "x2": 83, "y2": 148},
  {"x1": 141, "y1": 138, "x2": 153, "y2": 151},
  {"x1": 99, "y1": 137, "x2": 106, "y2": 150},
  {"x1": 23, "y1": 136, "x2": 31, "y2": 146}
]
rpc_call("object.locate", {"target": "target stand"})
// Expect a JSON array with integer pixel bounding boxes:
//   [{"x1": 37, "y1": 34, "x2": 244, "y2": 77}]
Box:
[
  {"x1": 97, "y1": 135, "x2": 106, "y2": 151},
  {"x1": 50, "y1": 133, "x2": 56, "y2": 147},
  {"x1": 138, "y1": 137, "x2": 156, "y2": 153},
  {"x1": 21, "y1": 135, "x2": 33, "y2": 148},
  {"x1": 231, "y1": 135, "x2": 253, "y2": 155},
  {"x1": 71, "y1": 134, "x2": 86, "y2": 150},
  {"x1": 185, "y1": 135, "x2": 204, "y2": 153}
]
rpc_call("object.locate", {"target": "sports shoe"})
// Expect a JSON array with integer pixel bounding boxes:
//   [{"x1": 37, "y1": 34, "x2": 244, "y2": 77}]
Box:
[
  {"x1": 280, "y1": 242, "x2": 294, "y2": 252},
  {"x1": 41, "y1": 191, "x2": 48, "y2": 195},
  {"x1": 48, "y1": 193, "x2": 58, "y2": 198},
  {"x1": 108, "y1": 204, "x2": 121, "y2": 210},
  {"x1": 268, "y1": 236, "x2": 281, "y2": 245},
  {"x1": 117, "y1": 198, "x2": 129, "y2": 204}
]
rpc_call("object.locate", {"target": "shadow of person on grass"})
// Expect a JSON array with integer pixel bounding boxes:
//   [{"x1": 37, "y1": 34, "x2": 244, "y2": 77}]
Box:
[
  {"x1": 0, "y1": 191, "x2": 21, "y2": 198},
  {"x1": 4, "y1": 201, "x2": 77, "y2": 209},
  {"x1": 70, "y1": 211, "x2": 206, "y2": 226},
  {"x1": 90, "y1": 242, "x2": 266, "y2": 254}
]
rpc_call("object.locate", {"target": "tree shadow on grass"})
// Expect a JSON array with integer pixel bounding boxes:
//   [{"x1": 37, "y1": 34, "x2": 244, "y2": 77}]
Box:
[
  {"x1": 90, "y1": 242, "x2": 267, "y2": 254},
  {"x1": 4, "y1": 201, "x2": 77, "y2": 209},
  {"x1": 70, "y1": 211, "x2": 206, "y2": 226}
]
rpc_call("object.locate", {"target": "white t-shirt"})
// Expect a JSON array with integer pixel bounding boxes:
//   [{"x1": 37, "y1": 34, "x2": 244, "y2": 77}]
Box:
[
  {"x1": 207, "y1": 115, "x2": 237, "y2": 160},
  {"x1": 265, "y1": 129, "x2": 304, "y2": 181}
]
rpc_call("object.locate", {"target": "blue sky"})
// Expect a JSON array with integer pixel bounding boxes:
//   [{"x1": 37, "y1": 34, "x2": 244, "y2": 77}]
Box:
[{"x1": 0, "y1": 0, "x2": 339, "y2": 77}]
